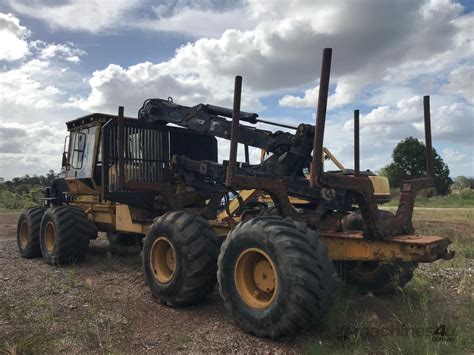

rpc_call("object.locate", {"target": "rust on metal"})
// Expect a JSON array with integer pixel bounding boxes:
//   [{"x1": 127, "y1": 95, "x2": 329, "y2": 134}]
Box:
[
  {"x1": 321, "y1": 231, "x2": 454, "y2": 262},
  {"x1": 354, "y1": 109, "x2": 360, "y2": 176},
  {"x1": 226, "y1": 75, "x2": 242, "y2": 187},
  {"x1": 310, "y1": 47, "x2": 332, "y2": 188},
  {"x1": 424, "y1": 95, "x2": 434, "y2": 176},
  {"x1": 117, "y1": 106, "x2": 125, "y2": 191}
]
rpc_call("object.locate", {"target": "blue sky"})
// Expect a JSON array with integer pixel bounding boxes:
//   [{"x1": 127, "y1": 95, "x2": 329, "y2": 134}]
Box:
[{"x1": 0, "y1": 0, "x2": 472, "y2": 180}]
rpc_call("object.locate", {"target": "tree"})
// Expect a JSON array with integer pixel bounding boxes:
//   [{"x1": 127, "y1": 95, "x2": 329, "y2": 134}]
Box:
[
  {"x1": 46, "y1": 169, "x2": 58, "y2": 184},
  {"x1": 382, "y1": 137, "x2": 452, "y2": 195},
  {"x1": 454, "y1": 176, "x2": 473, "y2": 189}
]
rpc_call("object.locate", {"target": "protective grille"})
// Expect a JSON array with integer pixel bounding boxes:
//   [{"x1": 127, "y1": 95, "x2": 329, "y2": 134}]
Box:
[{"x1": 102, "y1": 118, "x2": 217, "y2": 192}]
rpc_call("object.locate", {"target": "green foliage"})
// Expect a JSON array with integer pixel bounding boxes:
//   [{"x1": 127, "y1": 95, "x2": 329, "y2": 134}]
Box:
[
  {"x1": 385, "y1": 188, "x2": 474, "y2": 207},
  {"x1": 0, "y1": 170, "x2": 58, "y2": 210},
  {"x1": 382, "y1": 137, "x2": 453, "y2": 195}
]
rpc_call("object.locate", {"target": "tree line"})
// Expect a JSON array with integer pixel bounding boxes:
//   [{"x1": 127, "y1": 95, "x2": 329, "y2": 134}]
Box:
[{"x1": 0, "y1": 170, "x2": 58, "y2": 210}]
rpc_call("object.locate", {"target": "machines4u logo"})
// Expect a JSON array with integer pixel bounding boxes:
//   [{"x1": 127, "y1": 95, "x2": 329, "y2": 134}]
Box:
[{"x1": 432, "y1": 325, "x2": 456, "y2": 342}]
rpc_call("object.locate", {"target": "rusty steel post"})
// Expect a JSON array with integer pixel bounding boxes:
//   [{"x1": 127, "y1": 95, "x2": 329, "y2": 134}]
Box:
[
  {"x1": 423, "y1": 95, "x2": 434, "y2": 176},
  {"x1": 354, "y1": 109, "x2": 360, "y2": 176},
  {"x1": 310, "y1": 48, "x2": 332, "y2": 188},
  {"x1": 226, "y1": 75, "x2": 242, "y2": 187},
  {"x1": 117, "y1": 106, "x2": 125, "y2": 191}
]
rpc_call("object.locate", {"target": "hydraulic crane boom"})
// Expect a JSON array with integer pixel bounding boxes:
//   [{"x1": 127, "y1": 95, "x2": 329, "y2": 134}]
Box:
[{"x1": 138, "y1": 97, "x2": 315, "y2": 176}]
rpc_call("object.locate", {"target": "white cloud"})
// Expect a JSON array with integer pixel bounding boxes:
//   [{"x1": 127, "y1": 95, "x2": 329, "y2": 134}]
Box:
[
  {"x1": 0, "y1": 14, "x2": 87, "y2": 116},
  {"x1": 344, "y1": 96, "x2": 474, "y2": 146},
  {"x1": 6, "y1": 0, "x2": 252, "y2": 37},
  {"x1": 0, "y1": 13, "x2": 87, "y2": 179},
  {"x1": 442, "y1": 147, "x2": 466, "y2": 163},
  {"x1": 37, "y1": 42, "x2": 86, "y2": 63},
  {"x1": 0, "y1": 12, "x2": 30, "y2": 61},
  {"x1": 5, "y1": 0, "x2": 141, "y2": 33},
  {"x1": 441, "y1": 147, "x2": 474, "y2": 177},
  {"x1": 141, "y1": 4, "x2": 254, "y2": 38},
  {"x1": 72, "y1": 60, "x2": 263, "y2": 116},
  {"x1": 428, "y1": 102, "x2": 474, "y2": 143},
  {"x1": 279, "y1": 86, "x2": 318, "y2": 108},
  {"x1": 75, "y1": 0, "x2": 472, "y2": 116},
  {"x1": 0, "y1": 120, "x2": 66, "y2": 179},
  {"x1": 0, "y1": 59, "x2": 61, "y2": 108},
  {"x1": 279, "y1": 76, "x2": 362, "y2": 110},
  {"x1": 443, "y1": 64, "x2": 474, "y2": 104}
]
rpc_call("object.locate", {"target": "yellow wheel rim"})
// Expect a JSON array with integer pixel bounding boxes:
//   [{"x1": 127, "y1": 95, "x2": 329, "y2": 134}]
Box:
[
  {"x1": 234, "y1": 248, "x2": 278, "y2": 309},
  {"x1": 44, "y1": 221, "x2": 56, "y2": 253},
  {"x1": 150, "y1": 237, "x2": 176, "y2": 283},
  {"x1": 19, "y1": 221, "x2": 28, "y2": 248}
]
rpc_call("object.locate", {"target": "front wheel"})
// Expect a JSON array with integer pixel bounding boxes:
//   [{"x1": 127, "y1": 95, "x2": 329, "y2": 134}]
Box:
[{"x1": 218, "y1": 216, "x2": 335, "y2": 338}]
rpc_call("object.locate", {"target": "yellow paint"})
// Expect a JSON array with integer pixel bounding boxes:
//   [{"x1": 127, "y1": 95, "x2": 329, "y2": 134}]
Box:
[
  {"x1": 217, "y1": 189, "x2": 258, "y2": 221},
  {"x1": 150, "y1": 237, "x2": 176, "y2": 284},
  {"x1": 234, "y1": 248, "x2": 278, "y2": 309},
  {"x1": 19, "y1": 221, "x2": 28, "y2": 248},
  {"x1": 258, "y1": 194, "x2": 311, "y2": 205},
  {"x1": 73, "y1": 195, "x2": 100, "y2": 202},
  {"x1": 321, "y1": 232, "x2": 449, "y2": 262},
  {"x1": 323, "y1": 147, "x2": 345, "y2": 170},
  {"x1": 44, "y1": 221, "x2": 56, "y2": 253},
  {"x1": 368, "y1": 175, "x2": 390, "y2": 197},
  {"x1": 64, "y1": 179, "x2": 99, "y2": 195},
  {"x1": 115, "y1": 204, "x2": 146, "y2": 234}
]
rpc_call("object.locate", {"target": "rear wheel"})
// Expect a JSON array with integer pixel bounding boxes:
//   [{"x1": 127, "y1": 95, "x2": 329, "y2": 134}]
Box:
[
  {"x1": 143, "y1": 211, "x2": 220, "y2": 306},
  {"x1": 218, "y1": 216, "x2": 335, "y2": 338},
  {"x1": 337, "y1": 210, "x2": 417, "y2": 294},
  {"x1": 39, "y1": 205, "x2": 92, "y2": 265},
  {"x1": 335, "y1": 261, "x2": 417, "y2": 294},
  {"x1": 16, "y1": 207, "x2": 45, "y2": 258}
]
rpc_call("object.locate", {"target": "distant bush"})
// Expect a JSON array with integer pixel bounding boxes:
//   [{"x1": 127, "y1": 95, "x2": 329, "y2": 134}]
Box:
[
  {"x1": 459, "y1": 189, "x2": 474, "y2": 200},
  {"x1": 0, "y1": 170, "x2": 58, "y2": 211},
  {"x1": 417, "y1": 187, "x2": 437, "y2": 198},
  {"x1": 0, "y1": 191, "x2": 37, "y2": 210},
  {"x1": 385, "y1": 187, "x2": 474, "y2": 208}
]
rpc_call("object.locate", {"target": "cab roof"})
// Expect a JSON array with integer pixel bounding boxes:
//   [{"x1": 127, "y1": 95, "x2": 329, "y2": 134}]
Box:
[{"x1": 66, "y1": 113, "x2": 137, "y2": 130}]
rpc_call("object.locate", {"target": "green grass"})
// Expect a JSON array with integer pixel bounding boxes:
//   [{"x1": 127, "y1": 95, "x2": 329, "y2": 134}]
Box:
[
  {"x1": 385, "y1": 189, "x2": 474, "y2": 208},
  {"x1": 307, "y1": 274, "x2": 473, "y2": 355},
  {"x1": 307, "y1": 207, "x2": 474, "y2": 355}
]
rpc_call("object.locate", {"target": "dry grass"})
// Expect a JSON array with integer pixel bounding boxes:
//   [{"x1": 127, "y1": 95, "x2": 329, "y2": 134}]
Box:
[{"x1": 308, "y1": 208, "x2": 474, "y2": 354}]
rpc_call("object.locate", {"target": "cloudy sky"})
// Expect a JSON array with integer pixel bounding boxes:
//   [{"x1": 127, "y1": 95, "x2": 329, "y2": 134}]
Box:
[{"x1": 0, "y1": 0, "x2": 472, "y2": 180}]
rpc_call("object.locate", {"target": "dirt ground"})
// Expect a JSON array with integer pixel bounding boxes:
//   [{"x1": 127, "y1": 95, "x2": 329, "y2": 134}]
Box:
[{"x1": 1, "y1": 210, "x2": 473, "y2": 354}]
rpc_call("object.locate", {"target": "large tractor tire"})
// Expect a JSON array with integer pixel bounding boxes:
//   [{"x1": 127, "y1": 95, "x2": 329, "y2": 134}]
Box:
[
  {"x1": 335, "y1": 260, "x2": 417, "y2": 295},
  {"x1": 337, "y1": 209, "x2": 417, "y2": 294},
  {"x1": 39, "y1": 205, "x2": 92, "y2": 265},
  {"x1": 218, "y1": 216, "x2": 335, "y2": 338},
  {"x1": 143, "y1": 211, "x2": 220, "y2": 306},
  {"x1": 17, "y1": 207, "x2": 45, "y2": 258}
]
